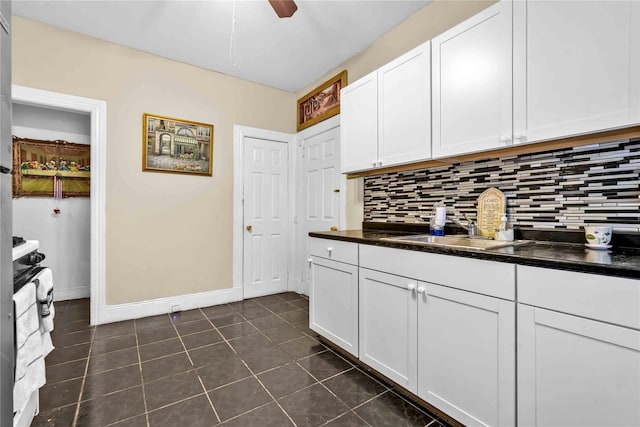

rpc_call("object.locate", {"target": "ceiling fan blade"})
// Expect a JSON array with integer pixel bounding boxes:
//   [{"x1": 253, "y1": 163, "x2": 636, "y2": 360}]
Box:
[{"x1": 268, "y1": 0, "x2": 298, "y2": 18}]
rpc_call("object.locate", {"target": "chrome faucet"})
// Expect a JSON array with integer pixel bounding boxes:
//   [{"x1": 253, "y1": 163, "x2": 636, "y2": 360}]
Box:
[{"x1": 450, "y1": 213, "x2": 477, "y2": 238}]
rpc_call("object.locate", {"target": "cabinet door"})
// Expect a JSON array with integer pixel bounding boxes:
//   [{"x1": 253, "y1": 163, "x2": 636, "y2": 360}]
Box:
[
  {"x1": 359, "y1": 268, "x2": 417, "y2": 393},
  {"x1": 518, "y1": 304, "x2": 640, "y2": 427},
  {"x1": 418, "y1": 283, "x2": 515, "y2": 427},
  {"x1": 431, "y1": 2, "x2": 513, "y2": 158},
  {"x1": 340, "y1": 71, "x2": 378, "y2": 173},
  {"x1": 513, "y1": 1, "x2": 640, "y2": 144},
  {"x1": 378, "y1": 41, "x2": 431, "y2": 167},
  {"x1": 309, "y1": 257, "x2": 359, "y2": 357}
]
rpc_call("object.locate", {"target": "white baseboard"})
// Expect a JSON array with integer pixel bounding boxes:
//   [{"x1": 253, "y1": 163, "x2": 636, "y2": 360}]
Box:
[
  {"x1": 54, "y1": 285, "x2": 90, "y2": 302},
  {"x1": 94, "y1": 286, "x2": 243, "y2": 325},
  {"x1": 289, "y1": 279, "x2": 308, "y2": 296}
]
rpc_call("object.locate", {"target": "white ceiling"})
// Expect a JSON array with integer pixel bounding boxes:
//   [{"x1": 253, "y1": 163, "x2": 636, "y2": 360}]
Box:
[{"x1": 13, "y1": 0, "x2": 431, "y2": 92}]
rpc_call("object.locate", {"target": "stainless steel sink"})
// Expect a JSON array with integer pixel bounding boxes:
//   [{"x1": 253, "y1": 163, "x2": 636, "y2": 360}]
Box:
[{"x1": 380, "y1": 234, "x2": 530, "y2": 250}]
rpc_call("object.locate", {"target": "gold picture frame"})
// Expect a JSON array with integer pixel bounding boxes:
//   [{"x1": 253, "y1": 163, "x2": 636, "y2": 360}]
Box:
[
  {"x1": 143, "y1": 113, "x2": 214, "y2": 176},
  {"x1": 12, "y1": 136, "x2": 91, "y2": 198},
  {"x1": 297, "y1": 70, "x2": 347, "y2": 132}
]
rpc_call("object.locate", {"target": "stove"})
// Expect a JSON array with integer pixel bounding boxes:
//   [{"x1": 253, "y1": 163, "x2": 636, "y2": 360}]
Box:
[
  {"x1": 13, "y1": 240, "x2": 46, "y2": 293},
  {"x1": 12, "y1": 240, "x2": 40, "y2": 262}
]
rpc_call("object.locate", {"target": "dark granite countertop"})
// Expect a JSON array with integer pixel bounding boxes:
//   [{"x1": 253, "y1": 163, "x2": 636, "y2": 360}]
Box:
[{"x1": 309, "y1": 223, "x2": 640, "y2": 280}]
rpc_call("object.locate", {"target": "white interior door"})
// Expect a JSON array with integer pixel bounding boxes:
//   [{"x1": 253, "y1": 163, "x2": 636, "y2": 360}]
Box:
[
  {"x1": 242, "y1": 136, "x2": 289, "y2": 299},
  {"x1": 301, "y1": 124, "x2": 341, "y2": 295}
]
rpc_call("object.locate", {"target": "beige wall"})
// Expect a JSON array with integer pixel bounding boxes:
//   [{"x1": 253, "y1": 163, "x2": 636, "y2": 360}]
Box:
[
  {"x1": 296, "y1": 0, "x2": 496, "y2": 229},
  {"x1": 13, "y1": 1, "x2": 495, "y2": 304},
  {"x1": 13, "y1": 17, "x2": 296, "y2": 304}
]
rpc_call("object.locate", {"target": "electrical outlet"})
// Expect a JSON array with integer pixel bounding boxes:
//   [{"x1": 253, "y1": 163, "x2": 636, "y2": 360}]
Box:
[{"x1": 170, "y1": 304, "x2": 181, "y2": 313}]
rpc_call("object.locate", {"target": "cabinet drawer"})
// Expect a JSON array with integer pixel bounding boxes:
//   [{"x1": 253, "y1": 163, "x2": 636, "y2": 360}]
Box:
[
  {"x1": 310, "y1": 238, "x2": 358, "y2": 265},
  {"x1": 518, "y1": 266, "x2": 640, "y2": 330},
  {"x1": 359, "y1": 244, "x2": 515, "y2": 300}
]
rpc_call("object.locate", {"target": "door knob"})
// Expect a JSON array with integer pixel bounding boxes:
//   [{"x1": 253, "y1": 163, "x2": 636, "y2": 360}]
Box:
[
  {"x1": 330, "y1": 226, "x2": 338, "y2": 231},
  {"x1": 246, "y1": 225, "x2": 252, "y2": 231}
]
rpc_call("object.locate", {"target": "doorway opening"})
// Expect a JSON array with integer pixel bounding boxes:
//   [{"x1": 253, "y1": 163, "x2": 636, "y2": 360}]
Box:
[{"x1": 12, "y1": 85, "x2": 107, "y2": 325}]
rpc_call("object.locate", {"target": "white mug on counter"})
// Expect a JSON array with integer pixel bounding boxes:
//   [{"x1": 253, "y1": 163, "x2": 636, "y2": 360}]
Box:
[{"x1": 584, "y1": 225, "x2": 612, "y2": 246}]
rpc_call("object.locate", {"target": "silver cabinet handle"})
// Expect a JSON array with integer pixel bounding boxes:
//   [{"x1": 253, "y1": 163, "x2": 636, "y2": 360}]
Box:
[
  {"x1": 407, "y1": 283, "x2": 416, "y2": 292},
  {"x1": 416, "y1": 286, "x2": 426, "y2": 294},
  {"x1": 500, "y1": 135, "x2": 512, "y2": 143},
  {"x1": 326, "y1": 247, "x2": 332, "y2": 256},
  {"x1": 372, "y1": 161, "x2": 377, "y2": 167}
]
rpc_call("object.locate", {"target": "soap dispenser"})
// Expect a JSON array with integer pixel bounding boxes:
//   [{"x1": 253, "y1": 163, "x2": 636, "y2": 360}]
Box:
[
  {"x1": 495, "y1": 214, "x2": 514, "y2": 241},
  {"x1": 430, "y1": 202, "x2": 446, "y2": 236}
]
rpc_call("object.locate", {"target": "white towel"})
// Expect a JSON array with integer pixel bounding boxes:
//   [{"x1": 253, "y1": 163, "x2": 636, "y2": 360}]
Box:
[
  {"x1": 34, "y1": 268, "x2": 54, "y2": 333},
  {"x1": 13, "y1": 283, "x2": 46, "y2": 413},
  {"x1": 40, "y1": 304, "x2": 55, "y2": 357},
  {"x1": 33, "y1": 268, "x2": 55, "y2": 356}
]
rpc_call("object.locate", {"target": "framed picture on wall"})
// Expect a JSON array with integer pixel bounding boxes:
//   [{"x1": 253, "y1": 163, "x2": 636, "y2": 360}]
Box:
[
  {"x1": 12, "y1": 136, "x2": 91, "y2": 198},
  {"x1": 297, "y1": 70, "x2": 347, "y2": 132},
  {"x1": 143, "y1": 113, "x2": 214, "y2": 176}
]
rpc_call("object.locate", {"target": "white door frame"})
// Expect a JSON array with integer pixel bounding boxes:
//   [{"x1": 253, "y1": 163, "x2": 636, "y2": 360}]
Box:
[
  {"x1": 12, "y1": 85, "x2": 107, "y2": 326},
  {"x1": 232, "y1": 125, "x2": 295, "y2": 296}
]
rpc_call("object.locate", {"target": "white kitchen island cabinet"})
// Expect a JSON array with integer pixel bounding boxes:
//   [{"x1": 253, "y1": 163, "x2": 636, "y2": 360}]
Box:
[
  {"x1": 517, "y1": 265, "x2": 640, "y2": 427},
  {"x1": 341, "y1": 42, "x2": 431, "y2": 174},
  {"x1": 358, "y1": 267, "x2": 418, "y2": 393},
  {"x1": 513, "y1": 0, "x2": 640, "y2": 146},
  {"x1": 431, "y1": 1, "x2": 513, "y2": 158},
  {"x1": 308, "y1": 238, "x2": 359, "y2": 357},
  {"x1": 418, "y1": 283, "x2": 516, "y2": 427}
]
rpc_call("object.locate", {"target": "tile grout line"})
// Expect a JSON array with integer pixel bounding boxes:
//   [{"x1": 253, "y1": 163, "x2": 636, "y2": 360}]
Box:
[
  {"x1": 192, "y1": 306, "x2": 250, "y2": 425},
  {"x1": 238, "y1": 356, "x2": 299, "y2": 426},
  {"x1": 253, "y1": 297, "x2": 425, "y2": 427},
  {"x1": 44, "y1": 295, "x2": 447, "y2": 426},
  {"x1": 247, "y1": 296, "x2": 372, "y2": 427},
  {"x1": 133, "y1": 318, "x2": 152, "y2": 427},
  {"x1": 70, "y1": 324, "x2": 95, "y2": 427},
  {"x1": 219, "y1": 295, "x2": 307, "y2": 425},
  {"x1": 138, "y1": 312, "x2": 227, "y2": 424},
  {"x1": 168, "y1": 311, "x2": 223, "y2": 425}
]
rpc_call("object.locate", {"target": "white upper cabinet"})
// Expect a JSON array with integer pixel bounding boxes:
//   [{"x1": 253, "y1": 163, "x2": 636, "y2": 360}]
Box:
[
  {"x1": 341, "y1": 42, "x2": 431, "y2": 173},
  {"x1": 342, "y1": 0, "x2": 640, "y2": 170},
  {"x1": 341, "y1": 71, "x2": 378, "y2": 173},
  {"x1": 378, "y1": 42, "x2": 431, "y2": 167},
  {"x1": 432, "y1": 2, "x2": 513, "y2": 158},
  {"x1": 513, "y1": 1, "x2": 640, "y2": 145}
]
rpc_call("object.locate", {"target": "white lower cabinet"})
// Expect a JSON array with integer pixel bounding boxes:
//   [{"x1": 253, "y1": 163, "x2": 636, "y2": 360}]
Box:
[
  {"x1": 359, "y1": 268, "x2": 418, "y2": 392},
  {"x1": 517, "y1": 266, "x2": 640, "y2": 427},
  {"x1": 359, "y1": 245, "x2": 516, "y2": 426},
  {"x1": 518, "y1": 304, "x2": 640, "y2": 427},
  {"x1": 309, "y1": 238, "x2": 359, "y2": 357},
  {"x1": 418, "y1": 283, "x2": 515, "y2": 427},
  {"x1": 311, "y1": 240, "x2": 638, "y2": 427}
]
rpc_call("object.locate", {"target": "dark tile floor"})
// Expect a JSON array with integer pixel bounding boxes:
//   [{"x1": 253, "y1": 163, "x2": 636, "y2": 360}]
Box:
[{"x1": 33, "y1": 292, "x2": 448, "y2": 427}]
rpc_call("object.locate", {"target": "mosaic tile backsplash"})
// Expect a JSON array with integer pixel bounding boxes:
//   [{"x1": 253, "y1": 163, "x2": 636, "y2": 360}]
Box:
[{"x1": 364, "y1": 138, "x2": 640, "y2": 231}]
